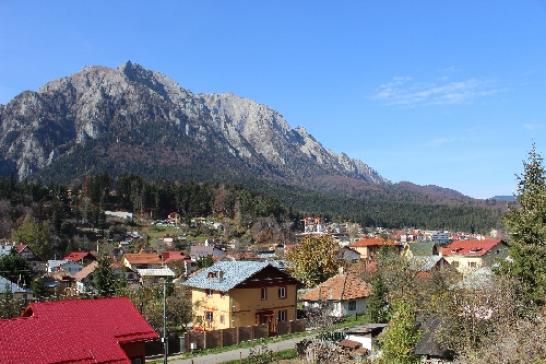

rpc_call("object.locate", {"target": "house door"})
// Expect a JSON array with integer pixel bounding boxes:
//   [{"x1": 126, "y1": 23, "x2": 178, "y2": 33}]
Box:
[{"x1": 256, "y1": 312, "x2": 275, "y2": 335}]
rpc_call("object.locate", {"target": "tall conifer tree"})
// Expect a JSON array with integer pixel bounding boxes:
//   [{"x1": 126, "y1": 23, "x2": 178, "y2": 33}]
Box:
[{"x1": 501, "y1": 144, "x2": 546, "y2": 309}]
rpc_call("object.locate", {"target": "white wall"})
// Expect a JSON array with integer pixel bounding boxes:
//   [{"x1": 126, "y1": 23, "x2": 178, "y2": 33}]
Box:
[
  {"x1": 330, "y1": 298, "x2": 367, "y2": 317},
  {"x1": 346, "y1": 333, "x2": 373, "y2": 351}
]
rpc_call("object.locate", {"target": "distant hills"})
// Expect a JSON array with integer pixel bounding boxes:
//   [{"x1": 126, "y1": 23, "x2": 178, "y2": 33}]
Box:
[
  {"x1": 0, "y1": 62, "x2": 506, "y2": 230},
  {"x1": 491, "y1": 195, "x2": 516, "y2": 202}
]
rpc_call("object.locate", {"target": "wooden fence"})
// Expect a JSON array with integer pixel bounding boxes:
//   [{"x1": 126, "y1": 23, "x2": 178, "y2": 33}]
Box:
[{"x1": 182, "y1": 319, "x2": 307, "y2": 352}]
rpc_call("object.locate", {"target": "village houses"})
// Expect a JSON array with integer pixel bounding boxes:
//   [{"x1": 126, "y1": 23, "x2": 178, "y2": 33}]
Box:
[
  {"x1": 349, "y1": 237, "x2": 402, "y2": 260},
  {"x1": 301, "y1": 271, "x2": 372, "y2": 317},
  {"x1": 440, "y1": 239, "x2": 509, "y2": 275},
  {"x1": 183, "y1": 261, "x2": 300, "y2": 333}
]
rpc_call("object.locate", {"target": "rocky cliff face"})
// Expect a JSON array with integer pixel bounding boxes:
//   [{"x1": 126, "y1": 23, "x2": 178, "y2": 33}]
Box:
[{"x1": 0, "y1": 61, "x2": 383, "y2": 185}]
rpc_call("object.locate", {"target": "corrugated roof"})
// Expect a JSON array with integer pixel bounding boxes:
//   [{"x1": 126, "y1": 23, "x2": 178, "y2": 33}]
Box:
[
  {"x1": 182, "y1": 261, "x2": 271, "y2": 292},
  {"x1": 137, "y1": 267, "x2": 175, "y2": 277},
  {"x1": 0, "y1": 297, "x2": 158, "y2": 363}
]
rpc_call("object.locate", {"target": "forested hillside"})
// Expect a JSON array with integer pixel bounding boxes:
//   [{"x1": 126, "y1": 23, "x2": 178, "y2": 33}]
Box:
[{"x1": 0, "y1": 172, "x2": 502, "y2": 261}]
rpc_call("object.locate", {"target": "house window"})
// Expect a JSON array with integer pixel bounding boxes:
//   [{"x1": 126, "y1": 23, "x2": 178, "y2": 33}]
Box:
[
  {"x1": 205, "y1": 311, "x2": 214, "y2": 322},
  {"x1": 278, "y1": 286, "x2": 287, "y2": 299},
  {"x1": 277, "y1": 309, "x2": 287, "y2": 322},
  {"x1": 207, "y1": 289, "x2": 213, "y2": 297},
  {"x1": 468, "y1": 261, "x2": 477, "y2": 268},
  {"x1": 261, "y1": 287, "x2": 267, "y2": 301},
  {"x1": 348, "y1": 300, "x2": 357, "y2": 311},
  {"x1": 220, "y1": 315, "x2": 225, "y2": 324},
  {"x1": 451, "y1": 261, "x2": 459, "y2": 268}
]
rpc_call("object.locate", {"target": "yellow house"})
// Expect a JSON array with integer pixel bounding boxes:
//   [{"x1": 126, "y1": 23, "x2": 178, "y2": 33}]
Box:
[
  {"x1": 440, "y1": 239, "x2": 509, "y2": 275},
  {"x1": 349, "y1": 237, "x2": 402, "y2": 260},
  {"x1": 183, "y1": 261, "x2": 300, "y2": 333}
]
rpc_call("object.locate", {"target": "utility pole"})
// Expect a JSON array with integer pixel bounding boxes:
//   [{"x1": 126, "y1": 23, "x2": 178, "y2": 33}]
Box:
[{"x1": 163, "y1": 279, "x2": 168, "y2": 364}]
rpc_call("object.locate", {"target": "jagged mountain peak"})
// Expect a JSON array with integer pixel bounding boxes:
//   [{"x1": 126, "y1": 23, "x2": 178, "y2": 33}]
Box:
[{"x1": 0, "y1": 62, "x2": 383, "y2": 185}]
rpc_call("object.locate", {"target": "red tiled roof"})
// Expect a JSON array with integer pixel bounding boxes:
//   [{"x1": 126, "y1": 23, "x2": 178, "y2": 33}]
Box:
[
  {"x1": 349, "y1": 237, "x2": 400, "y2": 248},
  {"x1": 159, "y1": 251, "x2": 187, "y2": 263},
  {"x1": 64, "y1": 251, "x2": 96, "y2": 262},
  {"x1": 441, "y1": 239, "x2": 504, "y2": 257},
  {"x1": 0, "y1": 297, "x2": 158, "y2": 363},
  {"x1": 302, "y1": 273, "x2": 372, "y2": 301}
]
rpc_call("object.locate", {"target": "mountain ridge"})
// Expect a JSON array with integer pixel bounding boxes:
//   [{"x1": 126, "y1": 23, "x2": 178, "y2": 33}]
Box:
[
  {"x1": 0, "y1": 61, "x2": 504, "y2": 226},
  {"x1": 0, "y1": 61, "x2": 384, "y2": 187}
]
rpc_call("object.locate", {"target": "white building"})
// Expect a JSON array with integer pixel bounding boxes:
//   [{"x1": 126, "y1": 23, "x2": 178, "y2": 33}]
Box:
[
  {"x1": 105, "y1": 211, "x2": 134, "y2": 221},
  {"x1": 342, "y1": 324, "x2": 387, "y2": 353},
  {"x1": 47, "y1": 260, "x2": 83, "y2": 275}
]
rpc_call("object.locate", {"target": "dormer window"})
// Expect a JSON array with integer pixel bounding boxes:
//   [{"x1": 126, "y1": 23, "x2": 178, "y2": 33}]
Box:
[{"x1": 208, "y1": 271, "x2": 218, "y2": 278}]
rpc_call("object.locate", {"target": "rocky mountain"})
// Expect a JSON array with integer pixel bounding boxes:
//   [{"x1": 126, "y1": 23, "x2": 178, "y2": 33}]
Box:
[
  {"x1": 0, "y1": 61, "x2": 383, "y2": 186},
  {"x1": 0, "y1": 61, "x2": 505, "y2": 224}
]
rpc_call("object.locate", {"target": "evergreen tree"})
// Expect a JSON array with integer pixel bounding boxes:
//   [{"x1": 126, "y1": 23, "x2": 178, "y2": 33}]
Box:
[
  {"x1": 368, "y1": 274, "x2": 389, "y2": 323},
  {"x1": 0, "y1": 284, "x2": 19, "y2": 319},
  {"x1": 500, "y1": 144, "x2": 546, "y2": 309},
  {"x1": 94, "y1": 256, "x2": 115, "y2": 296},
  {"x1": 378, "y1": 299, "x2": 421, "y2": 364},
  {"x1": 31, "y1": 276, "x2": 47, "y2": 300},
  {"x1": 0, "y1": 251, "x2": 31, "y2": 286}
]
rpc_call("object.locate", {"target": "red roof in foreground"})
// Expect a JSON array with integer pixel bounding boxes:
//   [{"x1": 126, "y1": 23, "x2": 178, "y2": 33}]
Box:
[
  {"x1": 349, "y1": 237, "x2": 400, "y2": 248},
  {"x1": 0, "y1": 297, "x2": 158, "y2": 364},
  {"x1": 441, "y1": 239, "x2": 504, "y2": 257}
]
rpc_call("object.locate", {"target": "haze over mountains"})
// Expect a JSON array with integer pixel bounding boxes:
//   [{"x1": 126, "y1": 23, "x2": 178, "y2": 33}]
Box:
[{"x1": 0, "y1": 62, "x2": 505, "y2": 229}]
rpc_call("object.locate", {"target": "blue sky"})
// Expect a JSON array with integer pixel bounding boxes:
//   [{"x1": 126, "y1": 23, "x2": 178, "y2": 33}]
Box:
[{"x1": 1, "y1": 1, "x2": 545, "y2": 198}]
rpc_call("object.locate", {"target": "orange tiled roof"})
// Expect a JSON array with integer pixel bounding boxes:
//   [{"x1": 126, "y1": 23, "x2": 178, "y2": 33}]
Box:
[
  {"x1": 123, "y1": 253, "x2": 162, "y2": 265},
  {"x1": 349, "y1": 237, "x2": 400, "y2": 248},
  {"x1": 159, "y1": 251, "x2": 187, "y2": 263},
  {"x1": 302, "y1": 273, "x2": 372, "y2": 301},
  {"x1": 441, "y1": 239, "x2": 504, "y2": 257}
]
